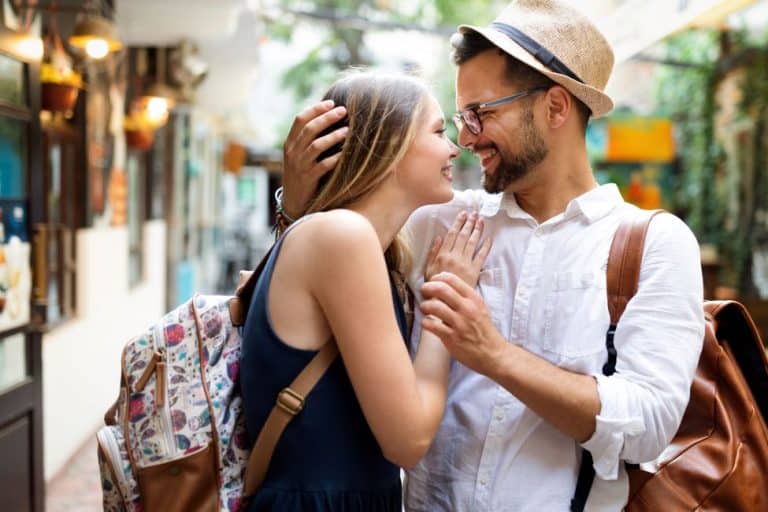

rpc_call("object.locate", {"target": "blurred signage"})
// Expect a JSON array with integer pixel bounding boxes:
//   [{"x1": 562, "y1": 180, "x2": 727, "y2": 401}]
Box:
[
  {"x1": 588, "y1": 117, "x2": 675, "y2": 163},
  {"x1": 607, "y1": 117, "x2": 675, "y2": 162}
]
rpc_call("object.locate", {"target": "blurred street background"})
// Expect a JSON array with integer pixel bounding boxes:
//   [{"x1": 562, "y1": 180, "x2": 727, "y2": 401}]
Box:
[{"x1": 1, "y1": 0, "x2": 768, "y2": 510}]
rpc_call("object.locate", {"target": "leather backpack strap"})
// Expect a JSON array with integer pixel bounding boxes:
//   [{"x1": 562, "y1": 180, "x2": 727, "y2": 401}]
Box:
[
  {"x1": 602, "y1": 209, "x2": 664, "y2": 375},
  {"x1": 229, "y1": 246, "x2": 274, "y2": 327},
  {"x1": 232, "y1": 214, "x2": 319, "y2": 327},
  {"x1": 242, "y1": 340, "x2": 339, "y2": 497},
  {"x1": 606, "y1": 210, "x2": 665, "y2": 323},
  {"x1": 571, "y1": 208, "x2": 664, "y2": 512}
]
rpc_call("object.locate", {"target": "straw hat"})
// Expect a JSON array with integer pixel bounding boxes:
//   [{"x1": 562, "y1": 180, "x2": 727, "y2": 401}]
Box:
[{"x1": 454, "y1": 0, "x2": 615, "y2": 118}]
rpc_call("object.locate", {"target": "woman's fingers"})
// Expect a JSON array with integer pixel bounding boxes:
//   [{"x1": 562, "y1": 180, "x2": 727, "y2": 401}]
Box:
[
  {"x1": 454, "y1": 211, "x2": 477, "y2": 254},
  {"x1": 442, "y1": 211, "x2": 467, "y2": 251},
  {"x1": 463, "y1": 215, "x2": 484, "y2": 257},
  {"x1": 474, "y1": 235, "x2": 492, "y2": 267}
]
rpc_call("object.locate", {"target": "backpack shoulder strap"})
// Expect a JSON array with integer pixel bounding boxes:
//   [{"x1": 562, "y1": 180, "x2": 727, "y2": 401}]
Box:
[
  {"x1": 230, "y1": 213, "x2": 321, "y2": 326},
  {"x1": 606, "y1": 209, "x2": 665, "y2": 324},
  {"x1": 231, "y1": 213, "x2": 339, "y2": 497},
  {"x1": 242, "y1": 340, "x2": 339, "y2": 497},
  {"x1": 571, "y1": 208, "x2": 664, "y2": 512}
]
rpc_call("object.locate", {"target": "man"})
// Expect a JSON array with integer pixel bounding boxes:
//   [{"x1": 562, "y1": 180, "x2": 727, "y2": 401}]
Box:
[{"x1": 278, "y1": 1, "x2": 705, "y2": 510}]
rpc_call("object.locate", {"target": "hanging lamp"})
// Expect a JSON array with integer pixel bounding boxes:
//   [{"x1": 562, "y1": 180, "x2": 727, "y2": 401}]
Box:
[{"x1": 68, "y1": 15, "x2": 122, "y2": 59}]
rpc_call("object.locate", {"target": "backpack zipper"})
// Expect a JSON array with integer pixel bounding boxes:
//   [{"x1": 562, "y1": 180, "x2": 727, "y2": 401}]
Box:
[
  {"x1": 96, "y1": 427, "x2": 131, "y2": 505},
  {"x1": 152, "y1": 323, "x2": 177, "y2": 458}
]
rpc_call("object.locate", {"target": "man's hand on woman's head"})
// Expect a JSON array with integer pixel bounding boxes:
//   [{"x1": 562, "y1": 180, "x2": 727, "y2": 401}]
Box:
[
  {"x1": 425, "y1": 210, "x2": 491, "y2": 287},
  {"x1": 282, "y1": 100, "x2": 349, "y2": 218}
]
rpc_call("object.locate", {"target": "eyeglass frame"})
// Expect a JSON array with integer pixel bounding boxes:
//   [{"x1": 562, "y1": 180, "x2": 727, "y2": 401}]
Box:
[{"x1": 452, "y1": 87, "x2": 548, "y2": 135}]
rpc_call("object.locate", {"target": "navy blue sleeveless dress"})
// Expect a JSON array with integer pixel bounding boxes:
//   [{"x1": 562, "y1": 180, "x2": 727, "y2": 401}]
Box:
[{"x1": 240, "y1": 228, "x2": 407, "y2": 511}]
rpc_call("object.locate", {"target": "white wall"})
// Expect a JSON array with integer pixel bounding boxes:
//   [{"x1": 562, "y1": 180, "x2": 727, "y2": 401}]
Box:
[{"x1": 42, "y1": 220, "x2": 166, "y2": 480}]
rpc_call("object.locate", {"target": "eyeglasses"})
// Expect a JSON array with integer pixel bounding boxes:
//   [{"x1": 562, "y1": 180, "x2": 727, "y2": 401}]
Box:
[{"x1": 452, "y1": 87, "x2": 547, "y2": 135}]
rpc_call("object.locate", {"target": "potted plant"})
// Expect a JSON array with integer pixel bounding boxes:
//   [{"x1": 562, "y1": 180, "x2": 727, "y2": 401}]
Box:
[
  {"x1": 124, "y1": 114, "x2": 155, "y2": 151},
  {"x1": 41, "y1": 42, "x2": 83, "y2": 112}
]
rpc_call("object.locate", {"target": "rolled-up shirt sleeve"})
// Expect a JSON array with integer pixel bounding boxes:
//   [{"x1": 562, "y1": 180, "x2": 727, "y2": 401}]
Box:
[{"x1": 580, "y1": 213, "x2": 706, "y2": 480}]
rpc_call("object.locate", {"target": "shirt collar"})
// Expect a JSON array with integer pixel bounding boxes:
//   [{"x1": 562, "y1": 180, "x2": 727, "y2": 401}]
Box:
[
  {"x1": 478, "y1": 183, "x2": 623, "y2": 224},
  {"x1": 565, "y1": 183, "x2": 624, "y2": 223}
]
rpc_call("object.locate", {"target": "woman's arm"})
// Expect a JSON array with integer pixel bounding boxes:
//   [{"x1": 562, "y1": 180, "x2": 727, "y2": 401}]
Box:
[{"x1": 305, "y1": 210, "x2": 487, "y2": 468}]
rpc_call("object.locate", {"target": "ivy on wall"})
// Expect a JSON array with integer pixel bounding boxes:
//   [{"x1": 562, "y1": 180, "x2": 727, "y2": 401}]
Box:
[{"x1": 654, "y1": 28, "x2": 768, "y2": 296}]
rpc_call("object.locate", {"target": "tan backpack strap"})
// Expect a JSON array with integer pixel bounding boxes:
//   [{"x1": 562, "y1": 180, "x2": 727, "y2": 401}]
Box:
[
  {"x1": 242, "y1": 340, "x2": 339, "y2": 497},
  {"x1": 606, "y1": 209, "x2": 665, "y2": 325},
  {"x1": 572, "y1": 208, "x2": 666, "y2": 511},
  {"x1": 231, "y1": 215, "x2": 318, "y2": 326},
  {"x1": 229, "y1": 246, "x2": 274, "y2": 327}
]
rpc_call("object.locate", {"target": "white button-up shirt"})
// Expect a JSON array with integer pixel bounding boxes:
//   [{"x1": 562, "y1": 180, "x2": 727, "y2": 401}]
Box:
[{"x1": 403, "y1": 184, "x2": 705, "y2": 511}]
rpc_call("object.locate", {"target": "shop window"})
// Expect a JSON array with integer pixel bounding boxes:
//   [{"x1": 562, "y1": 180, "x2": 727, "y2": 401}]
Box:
[
  {"x1": 127, "y1": 153, "x2": 145, "y2": 287},
  {"x1": 0, "y1": 117, "x2": 27, "y2": 199},
  {"x1": 41, "y1": 117, "x2": 82, "y2": 324},
  {"x1": 0, "y1": 53, "x2": 25, "y2": 107}
]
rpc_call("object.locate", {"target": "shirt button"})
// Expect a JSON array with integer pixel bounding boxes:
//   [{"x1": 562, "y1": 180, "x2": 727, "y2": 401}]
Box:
[
  {"x1": 495, "y1": 412, "x2": 504, "y2": 421},
  {"x1": 480, "y1": 478, "x2": 487, "y2": 486}
]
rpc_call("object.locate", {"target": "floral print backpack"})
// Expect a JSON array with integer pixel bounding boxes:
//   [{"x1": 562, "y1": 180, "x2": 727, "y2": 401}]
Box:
[{"x1": 96, "y1": 241, "x2": 338, "y2": 511}]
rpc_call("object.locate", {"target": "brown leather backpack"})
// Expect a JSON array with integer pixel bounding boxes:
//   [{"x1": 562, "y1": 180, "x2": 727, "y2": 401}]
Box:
[{"x1": 571, "y1": 210, "x2": 768, "y2": 511}]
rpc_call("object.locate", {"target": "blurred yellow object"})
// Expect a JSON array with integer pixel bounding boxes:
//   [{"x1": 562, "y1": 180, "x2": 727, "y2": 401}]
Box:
[
  {"x1": 606, "y1": 118, "x2": 675, "y2": 162},
  {"x1": 41, "y1": 62, "x2": 83, "y2": 88}
]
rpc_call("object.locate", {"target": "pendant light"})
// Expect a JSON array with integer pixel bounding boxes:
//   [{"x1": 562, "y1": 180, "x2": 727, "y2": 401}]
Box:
[{"x1": 68, "y1": 15, "x2": 122, "y2": 59}]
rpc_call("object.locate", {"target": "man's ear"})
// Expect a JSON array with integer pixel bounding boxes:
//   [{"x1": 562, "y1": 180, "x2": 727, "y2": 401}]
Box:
[{"x1": 543, "y1": 86, "x2": 571, "y2": 129}]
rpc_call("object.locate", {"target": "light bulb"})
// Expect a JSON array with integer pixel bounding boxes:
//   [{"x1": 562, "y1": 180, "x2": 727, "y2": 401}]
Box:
[
  {"x1": 85, "y1": 39, "x2": 109, "y2": 59},
  {"x1": 146, "y1": 97, "x2": 169, "y2": 125}
]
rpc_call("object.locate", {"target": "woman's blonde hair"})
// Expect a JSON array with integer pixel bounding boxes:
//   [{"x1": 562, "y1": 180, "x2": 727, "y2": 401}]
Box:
[{"x1": 305, "y1": 71, "x2": 430, "y2": 275}]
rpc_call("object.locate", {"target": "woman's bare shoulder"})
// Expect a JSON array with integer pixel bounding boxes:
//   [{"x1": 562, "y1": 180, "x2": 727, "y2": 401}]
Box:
[{"x1": 289, "y1": 210, "x2": 381, "y2": 258}]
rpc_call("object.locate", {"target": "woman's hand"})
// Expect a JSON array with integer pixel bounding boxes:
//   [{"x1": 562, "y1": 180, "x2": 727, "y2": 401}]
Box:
[
  {"x1": 424, "y1": 211, "x2": 491, "y2": 287},
  {"x1": 282, "y1": 100, "x2": 349, "y2": 217}
]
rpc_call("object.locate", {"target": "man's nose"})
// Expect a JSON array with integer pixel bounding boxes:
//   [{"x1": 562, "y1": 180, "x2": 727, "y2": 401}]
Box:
[{"x1": 457, "y1": 123, "x2": 476, "y2": 150}]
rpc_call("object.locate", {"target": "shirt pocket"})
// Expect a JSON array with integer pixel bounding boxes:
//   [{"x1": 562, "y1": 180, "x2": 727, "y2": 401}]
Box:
[
  {"x1": 477, "y1": 267, "x2": 506, "y2": 333},
  {"x1": 543, "y1": 269, "x2": 608, "y2": 359}
]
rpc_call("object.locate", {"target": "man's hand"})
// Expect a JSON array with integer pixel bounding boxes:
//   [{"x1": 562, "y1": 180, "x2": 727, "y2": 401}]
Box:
[
  {"x1": 420, "y1": 272, "x2": 505, "y2": 376},
  {"x1": 282, "y1": 100, "x2": 349, "y2": 217},
  {"x1": 425, "y1": 211, "x2": 492, "y2": 286},
  {"x1": 421, "y1": 272, "x2": 600, "y2": 442}
]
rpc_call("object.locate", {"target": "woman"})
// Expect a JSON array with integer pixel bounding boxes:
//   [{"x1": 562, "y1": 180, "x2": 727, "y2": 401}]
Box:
[{"x1": 240, "y1": 72, "x2": 489, "y2": 511}]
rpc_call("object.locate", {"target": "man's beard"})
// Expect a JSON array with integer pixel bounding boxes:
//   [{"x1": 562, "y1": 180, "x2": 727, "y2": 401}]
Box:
[{"x1": 482, "y1": 106, "x2": 548, "y2": 194}]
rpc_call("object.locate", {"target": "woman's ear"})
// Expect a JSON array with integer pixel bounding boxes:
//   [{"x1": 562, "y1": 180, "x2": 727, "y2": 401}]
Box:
[{"x1": 543, "y1": 86, "x2": 571, "y2": 129}]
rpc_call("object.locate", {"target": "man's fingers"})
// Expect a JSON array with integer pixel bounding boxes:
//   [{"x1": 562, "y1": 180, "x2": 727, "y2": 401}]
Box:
[
  {"x1": 297, "y1": 106, "x2": 347, "y2": 149},
  {"x1": 421, "y1": 314, "x2": 453, "y2": 340},
  {"x1": 419, "y1": 298, "x2": 458, "y2": 327},
  {"x1": 428, "y1": 272, "x2": 476, "y2": 298},
  {"x1": 306, "y1": 125, "x2": 349, "y2": 161},
  {"x1": 421, "y1": 279, "x2": 465, "y2": 311},
  {"x1": 311, "y1": 152, "x2": 342, "y2": 180},
  {"x1": 287, "y1": 100, "x2": 335, "y2": 142}
]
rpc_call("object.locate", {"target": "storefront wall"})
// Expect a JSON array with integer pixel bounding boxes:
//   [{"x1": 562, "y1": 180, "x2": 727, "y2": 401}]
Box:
[{"x1": 41, "y1": 220, "x2": 166, "y2": 479}]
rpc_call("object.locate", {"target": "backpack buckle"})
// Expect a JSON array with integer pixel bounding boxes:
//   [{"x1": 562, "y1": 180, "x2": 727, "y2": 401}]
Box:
[{"x1": 277, "y1": 387, "x2": 305, "y2": 415}]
